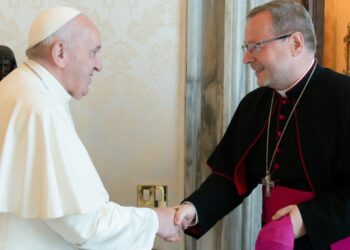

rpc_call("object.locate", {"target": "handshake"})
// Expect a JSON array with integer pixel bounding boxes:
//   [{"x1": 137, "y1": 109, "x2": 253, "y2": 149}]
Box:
[{"x1": 153, "y1": 203, "x2": 197, "y2": 242}]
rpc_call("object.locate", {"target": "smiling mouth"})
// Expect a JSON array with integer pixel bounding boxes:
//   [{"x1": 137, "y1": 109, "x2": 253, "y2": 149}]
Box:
[
  {"x1": 254, "y1": 66, "x2": 264, "y2": 73},
  {"x1": 250, "y1": 63, "x2": 264, "y2": 73}
]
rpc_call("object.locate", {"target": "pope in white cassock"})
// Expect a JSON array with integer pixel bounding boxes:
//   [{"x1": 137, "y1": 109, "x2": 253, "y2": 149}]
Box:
[{"x1": 0, "y1": 6, "x2": 180, "y2": 250}]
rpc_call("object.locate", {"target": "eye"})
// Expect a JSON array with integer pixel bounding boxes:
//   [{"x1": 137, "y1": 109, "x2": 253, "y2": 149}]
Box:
[{"x1": 248, "y1": 44, "x2": 256, "y2": 51}]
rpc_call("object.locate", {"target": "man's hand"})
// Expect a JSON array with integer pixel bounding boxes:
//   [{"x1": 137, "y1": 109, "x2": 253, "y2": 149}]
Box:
[
  {"x1": 272, "y1": 205, "x2": 306, "y2": 238},
  {"x1": 174, "y1": 203, "x2": 197, "y2": 230},
  {"x1": 153, "y1": 207, "x2": 181, "y2": 242}
]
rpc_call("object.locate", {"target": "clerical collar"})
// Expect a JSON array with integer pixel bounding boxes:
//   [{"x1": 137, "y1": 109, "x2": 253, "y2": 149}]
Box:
[{"x1": 276, "y1": 58, "x2": 316, "y2": 98}]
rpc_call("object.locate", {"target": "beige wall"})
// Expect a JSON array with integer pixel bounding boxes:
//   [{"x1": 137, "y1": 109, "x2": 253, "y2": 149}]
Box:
[
  {"x1": 323, "y1": 0, "x2": 350, "y2": 74},
  {"x1": 0, "y1": 1, "x2": 186, "y2": 249}
]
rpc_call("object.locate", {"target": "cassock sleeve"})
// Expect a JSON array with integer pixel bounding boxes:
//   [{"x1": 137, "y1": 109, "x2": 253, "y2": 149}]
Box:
[
  {"x1": 183, "y1": 91, "x2": 267, "y2": 239},
  {"x1": 298, "y1": 124, "x2": 350, "y2": 249},
  {"x1": 183, "y1": 174, "x2": 243, "y2": 238},
  {"x1": 45, "y1": 202, "x2": 158, "y2": 250},
  {"x1": 298, "y1": 188, "x2": 350, "y2": 249}
]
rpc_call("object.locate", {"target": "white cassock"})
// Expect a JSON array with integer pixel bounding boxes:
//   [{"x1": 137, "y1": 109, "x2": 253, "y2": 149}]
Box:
[{"x1": 0, "y1": 60, "x2": 158, "y2": 250}]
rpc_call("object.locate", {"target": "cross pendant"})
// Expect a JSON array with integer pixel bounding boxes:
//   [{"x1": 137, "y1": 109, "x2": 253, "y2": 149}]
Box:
[{"x1": 261, "y1": 173, "x2": 275, "y2": 198}]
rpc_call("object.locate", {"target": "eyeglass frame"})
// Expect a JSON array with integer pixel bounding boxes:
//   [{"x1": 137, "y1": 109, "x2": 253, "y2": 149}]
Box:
[{"x1": 241, "y1": 33, "x2": 293, "y2": 54}]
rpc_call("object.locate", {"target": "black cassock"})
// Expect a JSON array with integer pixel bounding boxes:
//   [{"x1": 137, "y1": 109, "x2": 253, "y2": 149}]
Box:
[{"x1": 184, "y1": 63, "x2": 350, "y2": 250}]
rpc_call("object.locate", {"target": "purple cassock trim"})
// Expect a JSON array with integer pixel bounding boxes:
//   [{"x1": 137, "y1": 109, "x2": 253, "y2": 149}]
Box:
[{"x1": 232, "y1": 114, "x2": 270, "y2": 195}]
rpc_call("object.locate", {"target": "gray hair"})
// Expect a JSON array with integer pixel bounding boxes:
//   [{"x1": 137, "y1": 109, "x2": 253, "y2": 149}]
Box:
[
  {"x1": 26, "y1": 18, "x2": 79, "y2": 60},
  {"x1": 247, "y1": 0, "x2": 316, "y2": 52}
]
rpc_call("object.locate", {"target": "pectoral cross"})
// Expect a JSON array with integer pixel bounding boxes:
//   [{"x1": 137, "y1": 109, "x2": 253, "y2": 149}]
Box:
[{"x1": 262, "y1": 172, "x2": 275, "y2": 198}]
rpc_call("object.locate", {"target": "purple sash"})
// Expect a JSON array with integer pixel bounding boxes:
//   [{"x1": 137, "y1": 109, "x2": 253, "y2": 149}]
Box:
[
  {"x1": 263, "y1": 185, "x2": 314, "y2": 224},
  {"x1": 256, "y1": 185, "x2": 349, "y2": 250},
  {"x1": 256, "y1": 215, "x2": 294, "y2": 250},
  {"x1": 256, "y1": 186, "x2": 314, "y2": 250},
  {"x1": 331, "y1": 237, "x2": 350, "y2": 250}
]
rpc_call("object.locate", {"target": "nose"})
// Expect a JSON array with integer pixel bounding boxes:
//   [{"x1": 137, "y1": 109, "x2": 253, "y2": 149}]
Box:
[
  {"x1": 94, "y1": 56, "x2": 103, "y2": 72},
  {"x1": 242, "y1": 51, "x2": 255, "y2": 65}
]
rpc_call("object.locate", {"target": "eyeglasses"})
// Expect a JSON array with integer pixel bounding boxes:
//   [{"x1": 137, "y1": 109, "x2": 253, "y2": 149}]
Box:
[{"x1": 241, "y1": 33, "x2": 292, "y2": 54}]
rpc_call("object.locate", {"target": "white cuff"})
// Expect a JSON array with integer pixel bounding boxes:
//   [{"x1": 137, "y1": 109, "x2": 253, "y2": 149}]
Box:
[{"x1": 181, "y1": 201, "x2": 198, "y2": 226}]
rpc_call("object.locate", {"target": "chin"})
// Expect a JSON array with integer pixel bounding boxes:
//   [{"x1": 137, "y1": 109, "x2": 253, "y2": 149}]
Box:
[
  {"x1": 257, "y1": 76, "x2": 272, "y2": 87},
  {"x1": 73, "y1": 90, "x2": 87, "y2": 100},
  {"x1": 256, "y1": 80, "x2": 267, "y2": 87},
  {"x1": 73, "y1": 94, "x2": 83, "y2": 100},
  {"x1": 83, "y1": 88, "x2": 89, "y2": 96}
]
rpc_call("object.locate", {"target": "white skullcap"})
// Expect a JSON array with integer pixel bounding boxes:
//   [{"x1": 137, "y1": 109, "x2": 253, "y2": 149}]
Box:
[{"x1": 28, "y1": 6, "x2": 81, "y2": 49}]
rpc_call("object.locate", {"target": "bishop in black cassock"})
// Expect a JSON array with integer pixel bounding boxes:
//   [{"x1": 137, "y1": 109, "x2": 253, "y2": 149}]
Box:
[
  {"x1": 177, "y1": 1, "x2": 350, "y2": 249},
  {"x1": 183, "y1": 62, "x2": 350, "y2": 250}
]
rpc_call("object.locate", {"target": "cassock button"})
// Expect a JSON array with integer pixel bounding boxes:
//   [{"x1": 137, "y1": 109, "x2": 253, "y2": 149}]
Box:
[
  {"x1": 281, "y1": 99, "x2": 288, "y2": 105},
  {"x1": 279, "y1": 115, "x2": 286, "y2": 120},
  {"x1": 276, "y1": 148, "x2": 282, "y2": 154},
  {"x1": 277, "y1": 131, "x2": 282, "y2": 137},
  {"x1": 274, "y1": 163, "x2": 280, "y2": 169}
]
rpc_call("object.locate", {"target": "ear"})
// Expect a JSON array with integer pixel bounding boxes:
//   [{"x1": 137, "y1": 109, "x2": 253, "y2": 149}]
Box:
[
  {"x1": 289, "y1": 32, "x2": 304, "y2": 57},
  {"x1": 51, "y1": 40, "x2": 67, "y2": 68}
]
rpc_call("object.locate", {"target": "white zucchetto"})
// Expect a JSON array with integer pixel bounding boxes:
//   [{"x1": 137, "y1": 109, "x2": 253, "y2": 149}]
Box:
[{"x1": 28, "y1": 6, "x2": 81, "y2": 49}]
